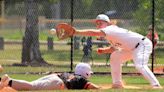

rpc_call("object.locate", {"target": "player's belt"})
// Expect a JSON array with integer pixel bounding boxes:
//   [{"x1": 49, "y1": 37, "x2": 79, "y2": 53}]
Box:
[
  {"x1": 135, "y1": 37, "x2": 145, "y2": 48},
  {"x1": 57, "y1": 73, "x2": 72, "y2": 89}
]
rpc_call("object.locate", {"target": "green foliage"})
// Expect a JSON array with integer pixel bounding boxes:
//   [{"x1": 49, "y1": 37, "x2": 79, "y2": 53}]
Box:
[
  {"x1": 82, "y1": 0, "x2": 93, "y2": 8},
  {"x1": 133, "y1": 1, "x2": 164, "y2": 31},
  {"x1": 133, "y1": 0, "x2": 151, "y2": 29},
  {"x1": 132, "y1": 0, "x2": 164, "y2": 40},
  {"x1": 49, "y1": 0, "x2": 60, "y2": 3},
  {"x1": 156, "y1": 0, "x2": 164, "y2": 21}
]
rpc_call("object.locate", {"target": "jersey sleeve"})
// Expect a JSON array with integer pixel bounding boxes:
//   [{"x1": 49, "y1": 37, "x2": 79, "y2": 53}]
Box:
[
  {"x1": 65, "y1": 75, "x2": 88, "y2": 89},
  {"x1": 100, "y1": 26, "x2": 110, "y2": 35}
]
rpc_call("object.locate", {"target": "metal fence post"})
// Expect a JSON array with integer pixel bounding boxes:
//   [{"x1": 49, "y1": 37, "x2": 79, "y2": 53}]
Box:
[
  {"x1": 0, "y1": 37, "x2": 4, "y2": 50},
  {"x1": 47, "y1": 37, "x2": 53, "y2": 50}
]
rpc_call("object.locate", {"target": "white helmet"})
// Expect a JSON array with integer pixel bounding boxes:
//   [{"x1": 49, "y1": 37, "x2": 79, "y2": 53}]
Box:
[
  {"x1": 96, "y1": 14, "x2": 110, "y2": 23},
  {"x1": 75, "y1": 63, "x2": 93, "y2": 79}
]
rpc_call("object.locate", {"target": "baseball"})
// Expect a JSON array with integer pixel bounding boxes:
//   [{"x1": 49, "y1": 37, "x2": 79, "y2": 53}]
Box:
[
  {"x1": 49, "y1": 28, "x2": 56, "y2": 35},
  {"x1": 50, "y1": 28, "x2": 56, "y2": 32}
]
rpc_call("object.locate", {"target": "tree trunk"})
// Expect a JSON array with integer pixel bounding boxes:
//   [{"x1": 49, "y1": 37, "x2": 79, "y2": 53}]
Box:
[
  {"x1": 21, "y1": 0, "x2": 49, "y2": 66},
  {"x1": 60, "y1": 0, "x2": 71, "y2": 18}
]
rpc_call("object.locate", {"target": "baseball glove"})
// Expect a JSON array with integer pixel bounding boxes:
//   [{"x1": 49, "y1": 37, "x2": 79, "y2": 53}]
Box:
[{"x1": 55, "y1": 23, "x2": 75, "y2": 40}]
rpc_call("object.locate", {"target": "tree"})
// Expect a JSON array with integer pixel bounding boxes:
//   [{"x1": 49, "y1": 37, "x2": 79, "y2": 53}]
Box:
[
  {"x1": 21, "y1": 0, "x2": 49, "y2": 66},
  {"x1": 60, "y1": 0, "x2": 71, "y2": 19},
  {"x1": 74, "y1": 0, "x2": 85, "y2": 18},
  {"x1": 89, "y1": 0, "x2": 111, "y2": 18},
  {"x1": 133, "y1": 0, "x2": 151, "y2": 29}
]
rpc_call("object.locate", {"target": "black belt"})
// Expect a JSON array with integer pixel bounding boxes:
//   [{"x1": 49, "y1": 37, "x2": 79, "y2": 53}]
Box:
[
  {"x1": 57, "y1": 74, "x2": 69, "y2": 89},
  {"x1": 135, "y1": 38, "x2": 145, "y2": 48}
]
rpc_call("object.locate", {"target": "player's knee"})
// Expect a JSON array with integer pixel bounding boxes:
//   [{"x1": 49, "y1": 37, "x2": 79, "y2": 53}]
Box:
[
  {"x1": 110, "y1": 53, "x2": 121, "y2": 64},
  {"x1": 57, "y1": 82, "x2": 65, "y2": 89},
  {"x1": 24, "y1": 83, "x2": 33, "y2": 90},
  {"x1": 135, "y1": 64, "x2": 144, "y2": 72},
  {"x1": 16, "y1": 83, "x2": 33, "y2": 90}
]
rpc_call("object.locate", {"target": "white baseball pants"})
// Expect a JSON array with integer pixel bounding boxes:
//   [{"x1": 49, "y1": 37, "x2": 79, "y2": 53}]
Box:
[
  {"x1": 110, "y1": 38, "x2": 160, "y2": 86},
  {"x1": 11, "y1": 74, "x2": 65, "y2": 90}
]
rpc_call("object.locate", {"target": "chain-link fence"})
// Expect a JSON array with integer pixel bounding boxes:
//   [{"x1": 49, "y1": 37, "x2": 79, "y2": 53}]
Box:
[{"x1": 0, "y1": 0, "x2": 163, "y2": 74}]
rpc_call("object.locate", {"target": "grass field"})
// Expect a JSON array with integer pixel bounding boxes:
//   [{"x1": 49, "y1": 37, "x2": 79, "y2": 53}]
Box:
[
  {"x1": 0, "y1": 44, "x2": 164, "y2": 74},
  {"x1": 1, "y1": 74, "x2": 163, "y2": 92}
]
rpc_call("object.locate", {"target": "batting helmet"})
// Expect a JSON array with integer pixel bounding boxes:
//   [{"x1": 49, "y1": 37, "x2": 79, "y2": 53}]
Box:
[{"x1": 75, "y1": 63, "x2": 93, "y2": 79}]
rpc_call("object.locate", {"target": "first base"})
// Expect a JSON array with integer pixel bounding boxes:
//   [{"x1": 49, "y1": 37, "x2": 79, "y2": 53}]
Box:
[{"x1": 124, "y1": 85, "x2": 141, "y2": 89}]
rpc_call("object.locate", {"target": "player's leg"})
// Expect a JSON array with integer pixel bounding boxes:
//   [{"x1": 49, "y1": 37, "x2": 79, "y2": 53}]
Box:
[
  {"x1": 110, "y1": 50, "x2": 132, "y2": 88},
  {"x1": 133, "y1": 39, "x2": 162, "y2": 88},
  {"x1": 0, "y1": 74, "x2": 32, "y2": 90},
  {"x1": 10, "y1": 79, "x2": 33, "y2": 90},
  {"x1": 31, "y1": 74, "x2": 65, "y2": 90},
  {"x1": 5, "y1": 74, "x2": 65, "y2": 90}
]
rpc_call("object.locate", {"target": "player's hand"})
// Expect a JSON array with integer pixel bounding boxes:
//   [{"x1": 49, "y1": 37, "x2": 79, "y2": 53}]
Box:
[
  {"x1": 97, "y1": 48, "x2": 104, "y2": 55},
  {"x1": 97, "y1": 47, "x2": 115, "y2": 55}
]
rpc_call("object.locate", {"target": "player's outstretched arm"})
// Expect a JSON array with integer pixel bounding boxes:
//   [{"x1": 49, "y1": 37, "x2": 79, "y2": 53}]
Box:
[
  {"x1": 84, "y1": 82, "x2": 101, "y2": 89},
  {"x1": 74, "y1": 29, "x2": 105, "y2": 37},
  {"x1": 49, "y1": 23, "x2": 106, "y2": 40}
]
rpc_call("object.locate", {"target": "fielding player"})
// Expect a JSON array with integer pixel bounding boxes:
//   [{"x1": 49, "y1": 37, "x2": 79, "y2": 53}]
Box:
[
  {"x1": 0, "y1": 63, "x2": 100, "y2": 91},
  {"x1": 74, "y1": 14, "x2": 162, "y2": 89}
]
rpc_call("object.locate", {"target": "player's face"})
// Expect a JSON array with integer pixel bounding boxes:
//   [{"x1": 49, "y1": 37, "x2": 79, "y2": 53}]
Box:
[{"x1": 95, "y1": 20, "x2": 108, "y2": 29}]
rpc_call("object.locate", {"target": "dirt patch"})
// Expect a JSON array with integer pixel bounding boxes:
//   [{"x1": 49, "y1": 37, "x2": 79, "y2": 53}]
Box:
[{"x1": 98, "y1": 84, "x2": 163, "y2": 89}]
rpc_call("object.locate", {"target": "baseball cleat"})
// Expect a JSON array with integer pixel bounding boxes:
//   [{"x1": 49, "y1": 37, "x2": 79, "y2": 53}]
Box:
[
  {"x1": 0, "y1": 82, "x2": 3, "y2": 90},
  {"x1": 1, "y1": 74, "x2": 10, "y2": 87},
  {"x1": 112, "y1": 81, "x2": 126, "y2": 89},
  {"x1": 112, "y1": 83, "x2": 125, "y2": 89}
]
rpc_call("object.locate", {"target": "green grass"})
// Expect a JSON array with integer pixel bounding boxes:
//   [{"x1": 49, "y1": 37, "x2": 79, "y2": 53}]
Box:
[
  {"x1": 0, "y1": 43, "x2": 163, "y2": 74},
  {"x1": 0, "y1": 29, "x2": 57, "y2": 41},
  {"x1": 1, "y1": 74, "x2": 163, "y2": 92},
  {"x1": 1, "y1": 44, "x2": 163, "y2": 64},
  {"x1": 0, "y1": 29, "x2": 24, "y2": 40}
]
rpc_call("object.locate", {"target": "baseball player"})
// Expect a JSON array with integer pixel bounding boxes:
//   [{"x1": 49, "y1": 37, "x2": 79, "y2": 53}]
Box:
[
  {"x1": 0, "y1": 63, "x2": 100, "y2": 91},
  {"x1": 74, "y1": 14, "x2": 162, "y2": 89},
  {"x1": 146, "y1": 25, "x2": 159, "y2": 47}
]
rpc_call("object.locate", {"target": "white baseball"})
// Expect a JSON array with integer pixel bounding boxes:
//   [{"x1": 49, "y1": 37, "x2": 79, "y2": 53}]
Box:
[
  {"x1": 50, "y1": 28, "x2": 56, "y2": 32},
  {"x1": 49, "y1": 28, "x2": 56, "y2": 34}
]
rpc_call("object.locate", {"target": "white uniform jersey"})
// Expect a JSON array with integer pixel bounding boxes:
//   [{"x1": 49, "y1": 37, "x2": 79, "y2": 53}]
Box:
[{"x1": 101, "y1": 25, "x2": 145, "y2": 50}]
